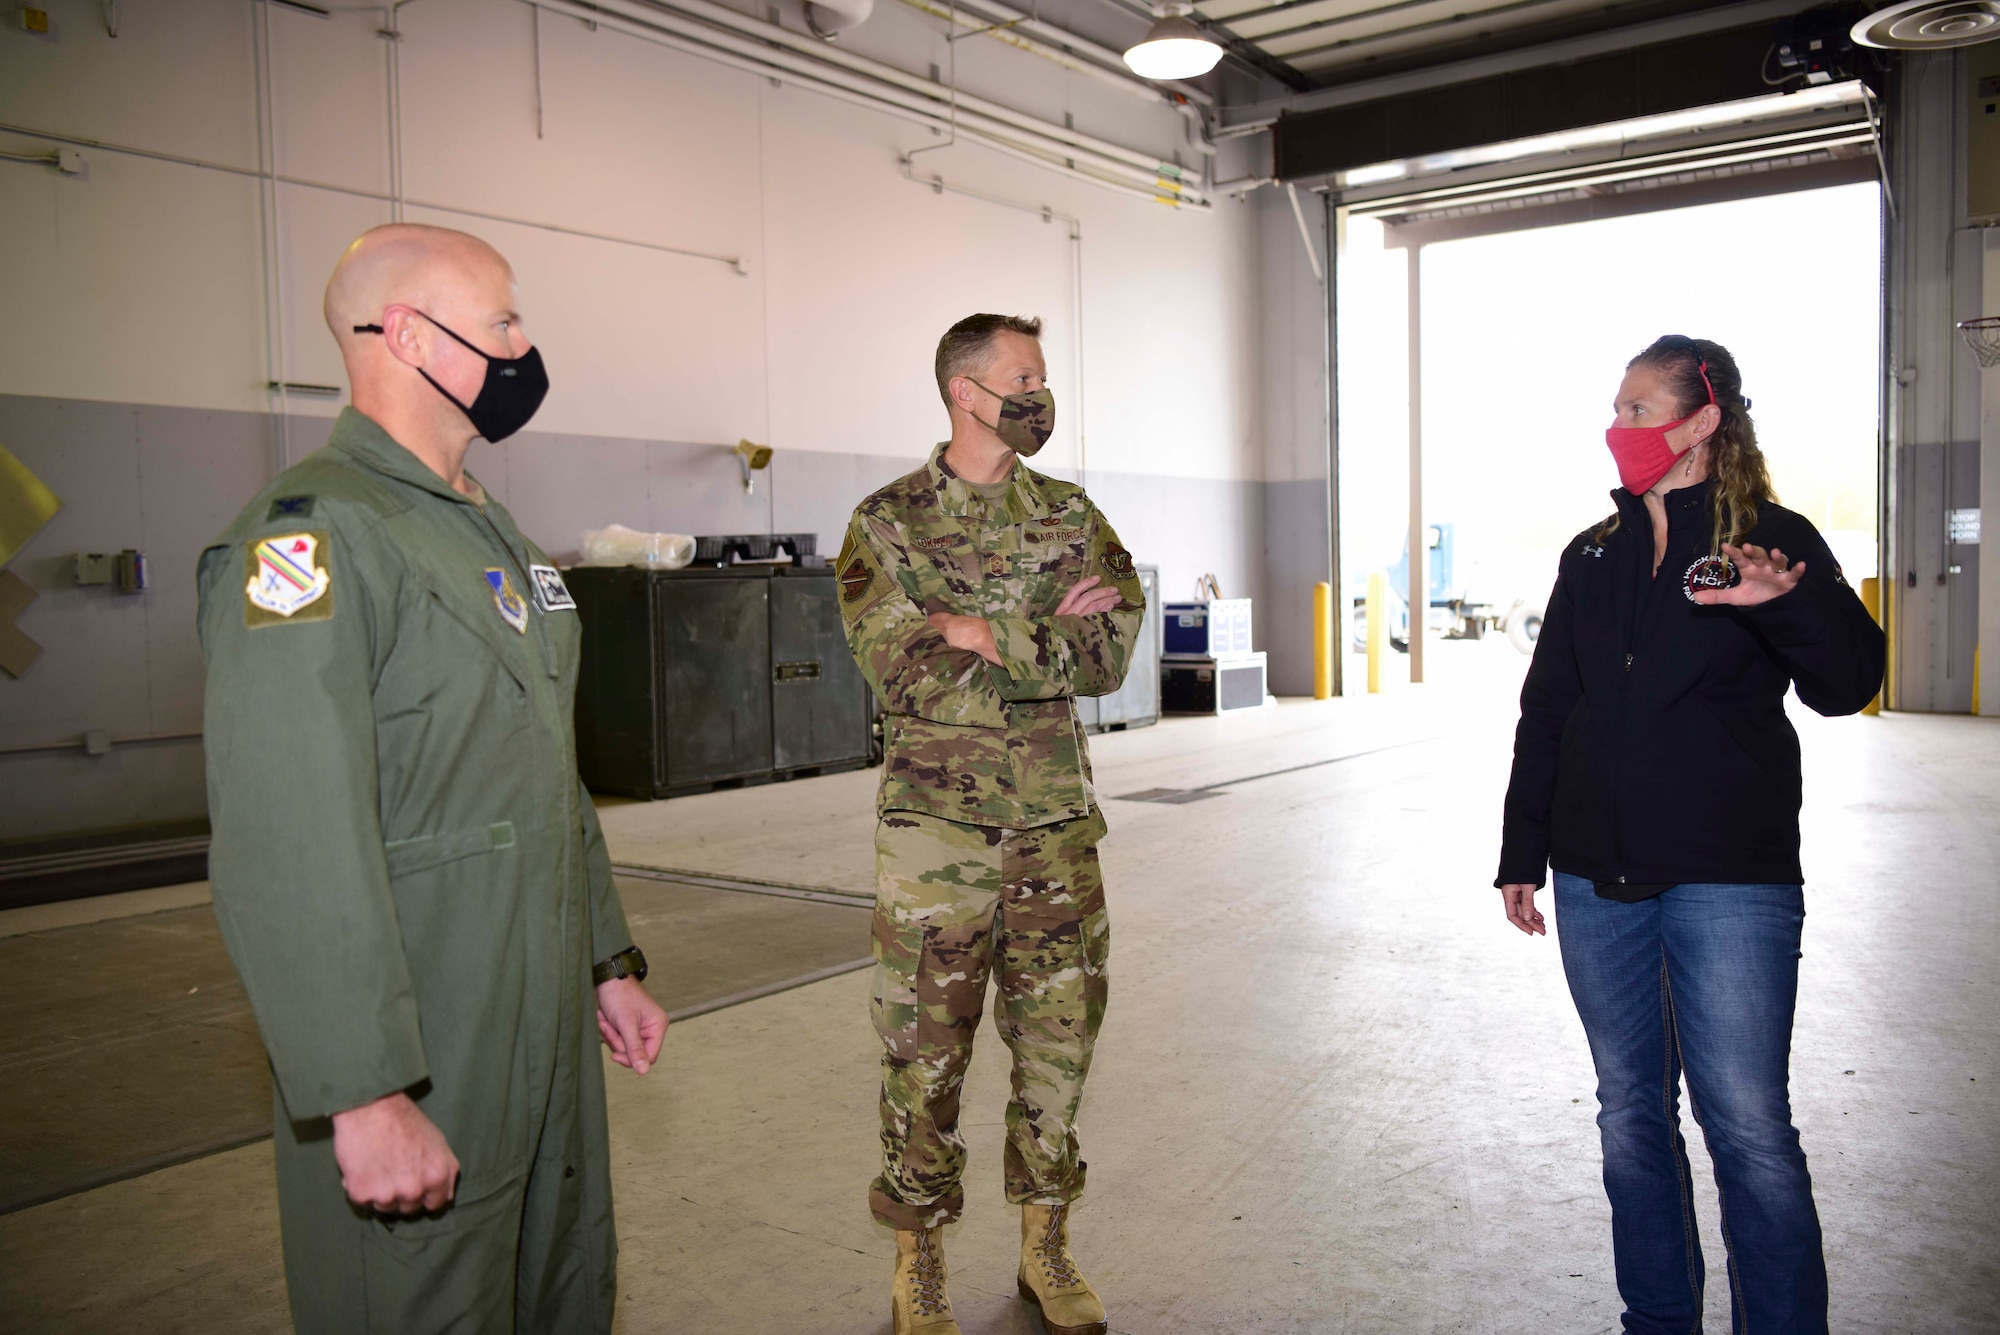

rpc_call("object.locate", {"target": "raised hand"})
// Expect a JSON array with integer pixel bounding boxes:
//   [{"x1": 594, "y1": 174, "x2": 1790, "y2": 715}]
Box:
[{"x1": 1691, "y1": 543, "x2": 1805, "y2": 607}]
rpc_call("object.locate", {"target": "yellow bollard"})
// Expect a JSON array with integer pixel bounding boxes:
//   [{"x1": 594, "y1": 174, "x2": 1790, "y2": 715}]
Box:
[
  {"x1": 1366, "y1": 570, "x2": 1387, "y2": 694},
  {"x1": 1312, "y1": 581, "x2": 1333, "y2": 700},
  {"x1": 1860, "y1": 576, "x2": 1882, "y2": 716}
]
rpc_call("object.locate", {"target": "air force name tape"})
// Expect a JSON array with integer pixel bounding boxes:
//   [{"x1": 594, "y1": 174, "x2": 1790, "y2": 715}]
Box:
[{"x1": 244, "y1": 532, "x2": 332, "y2": 626}]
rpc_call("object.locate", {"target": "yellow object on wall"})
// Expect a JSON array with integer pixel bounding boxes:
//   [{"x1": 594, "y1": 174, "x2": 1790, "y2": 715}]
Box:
[{"x1": 0, "y1": 443, "x2": 61, "y2": 570}]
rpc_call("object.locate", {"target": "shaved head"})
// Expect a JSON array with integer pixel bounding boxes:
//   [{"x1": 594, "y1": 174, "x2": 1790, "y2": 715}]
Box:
[
  {"x1": 324, "y1": 223, "x2": 513, "y2": 353},
  {"x1": 325, "y1": 223, "x2": 534, "y2": 478}
]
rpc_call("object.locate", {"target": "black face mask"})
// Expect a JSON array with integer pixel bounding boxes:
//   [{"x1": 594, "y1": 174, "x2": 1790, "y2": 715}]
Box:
[{"x1": 354, "y1": 312, "x2": 549, "y2": 443}]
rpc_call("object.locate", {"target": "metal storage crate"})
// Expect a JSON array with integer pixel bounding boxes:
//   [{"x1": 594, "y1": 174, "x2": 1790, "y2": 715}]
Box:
[
  {"x1": 1162, "y1": 597, "x2": 1253, "y2": 659},
  {"x1": 1076, "y1": 563, "x2": 1161, "y2": 734},
  {"x1": 568, "y1": 565, "x2": 873, "y2": 799},
  {"x1": 1162, "y1": 651, "x2": 1267, "y2": 715}
]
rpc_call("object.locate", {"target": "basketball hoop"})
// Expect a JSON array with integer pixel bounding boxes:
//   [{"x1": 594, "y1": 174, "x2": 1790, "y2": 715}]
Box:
[{"x1": 1960, "y1": 316, "x2": 2000, "y2": 370}]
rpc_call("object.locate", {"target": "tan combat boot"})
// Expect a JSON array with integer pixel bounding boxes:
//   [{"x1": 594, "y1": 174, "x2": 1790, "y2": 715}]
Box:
[
  {"x1": 1017, "y1": 1203, "x2": 1107, "y2": 1335},
  {"x1": 892, "y1": 1227, "x2": 962, "y2": 1335}
]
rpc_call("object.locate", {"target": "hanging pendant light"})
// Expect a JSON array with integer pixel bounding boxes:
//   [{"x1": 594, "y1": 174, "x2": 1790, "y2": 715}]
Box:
[{"x1": 1124, "y1": 1, "x2": 1223, "y2": 80}]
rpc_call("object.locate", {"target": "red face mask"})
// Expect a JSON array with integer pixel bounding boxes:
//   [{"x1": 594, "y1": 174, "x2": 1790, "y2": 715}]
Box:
[{"x1": 1604, "y1": 357, "x2": 1716, "y2": 494}]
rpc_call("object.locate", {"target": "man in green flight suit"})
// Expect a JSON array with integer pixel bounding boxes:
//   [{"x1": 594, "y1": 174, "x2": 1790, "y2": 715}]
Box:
[
  {"x1": 837, "y1": 314, "x2": 1146, "y2": 1335},
  {"x1": 196, "y1": 223, "x2": 667, "y2": 1334}
]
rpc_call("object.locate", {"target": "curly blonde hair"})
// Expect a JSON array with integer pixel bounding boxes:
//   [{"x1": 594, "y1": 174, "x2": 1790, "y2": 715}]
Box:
[{"x1": 1597, "y1": 335, "x2": 1775, "y2": 557}]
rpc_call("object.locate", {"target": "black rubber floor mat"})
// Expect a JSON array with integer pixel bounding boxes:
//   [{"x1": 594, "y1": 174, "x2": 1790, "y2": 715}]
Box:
[{"x1": 0, "y1": 874, "x2": 869, "y2": 1215}]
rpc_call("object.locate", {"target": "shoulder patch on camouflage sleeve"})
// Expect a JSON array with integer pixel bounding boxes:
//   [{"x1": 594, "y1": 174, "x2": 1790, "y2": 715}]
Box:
[
  {"x1": 244, "y1": 531, "x2": 334, "y2": 627},
  {"x1": 1099, "y1": 541, "x2": 1135, "y2": 581},
  {"x1": 837, "y1": 528, "x2": 877, "y2": 605}
]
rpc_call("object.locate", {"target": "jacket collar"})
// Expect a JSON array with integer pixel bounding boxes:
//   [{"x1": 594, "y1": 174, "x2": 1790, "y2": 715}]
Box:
[
  {"x1": 926, "y1": 442, "x2": 1056, "y2": 523},
  {"x1": 1610, "y1": 477, "x2": 1717, "y2": 535},
  {"x1": 329, "y1": 407, "x2": 487, "y2": 507}
]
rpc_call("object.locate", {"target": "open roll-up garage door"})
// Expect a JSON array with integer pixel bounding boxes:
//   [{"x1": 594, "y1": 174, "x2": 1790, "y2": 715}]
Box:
[
  {"x1": 1308, "y1": 76, "x2": 1887, "y2": 688},
  {"x1": 1324, "y1": 81, "x2": 1883, "y2": 243}
]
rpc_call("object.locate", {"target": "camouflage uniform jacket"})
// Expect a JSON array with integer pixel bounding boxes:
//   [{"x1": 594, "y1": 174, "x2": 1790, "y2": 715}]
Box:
[{"x1": 837, "y1": 443, "x2": 1145, "y2": 829}]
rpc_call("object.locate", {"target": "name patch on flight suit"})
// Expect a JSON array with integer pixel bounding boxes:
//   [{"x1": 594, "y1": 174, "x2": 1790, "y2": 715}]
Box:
[
  {"x1": 244, "y1": 532, "x2": 333, "y2": 627},
  {"x1": 529, "y1": 564, "x2": 575, "y2": 612},
  {"x1": 486, "y1": 568, "x2": 530, "y2": 633}
]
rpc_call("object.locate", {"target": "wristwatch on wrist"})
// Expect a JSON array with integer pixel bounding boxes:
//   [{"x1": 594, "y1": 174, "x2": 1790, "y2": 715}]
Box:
[{"x1": 592, "y1": 946, "x2": 648, "y2": 987}]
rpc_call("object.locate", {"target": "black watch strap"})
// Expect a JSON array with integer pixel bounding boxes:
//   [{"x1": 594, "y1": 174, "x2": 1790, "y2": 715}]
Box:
[{"x1": 592, "y1": 946, "x2": 648, "y2": 987}]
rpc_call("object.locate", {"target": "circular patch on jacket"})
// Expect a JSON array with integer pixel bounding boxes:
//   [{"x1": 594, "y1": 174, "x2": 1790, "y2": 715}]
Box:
[
  {"x1": 839, "y1": 557, "x2": 874, "y2": 603},
  {"x1": 1683, "y1": 555, "x2": 1738, "y2": 601},
  {"x1": 1100, "y1": 541, "x2": 1135, "y2": 581}
]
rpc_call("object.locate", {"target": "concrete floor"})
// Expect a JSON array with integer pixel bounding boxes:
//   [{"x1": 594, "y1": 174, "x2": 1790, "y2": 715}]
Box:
[{"x1": 1, "y1": 640, "x2": 1994, "y2": 1333}]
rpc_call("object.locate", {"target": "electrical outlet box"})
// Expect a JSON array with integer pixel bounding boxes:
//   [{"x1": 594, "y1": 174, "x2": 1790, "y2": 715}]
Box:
[
  {"x1": 114, "y1": 550, "x2": 147, "y2": 593},
  {"x1": 74, "y1": 553, "x2": 113, "y2": 586}
]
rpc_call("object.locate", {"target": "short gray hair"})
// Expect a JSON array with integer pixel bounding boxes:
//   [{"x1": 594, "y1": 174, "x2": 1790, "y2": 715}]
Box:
[{"x1": 934, "y1": 313, "x2": 1042, "y2": 408}]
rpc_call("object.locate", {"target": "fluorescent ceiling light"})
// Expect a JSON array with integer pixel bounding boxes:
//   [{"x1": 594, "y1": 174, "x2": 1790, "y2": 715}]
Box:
[
  {"x1": 1125, "y1": 4, "x2": 1223, "y2": 80},
  {"x1": 1343, "y1": 162, "x2": 1407, "y2": 186}
]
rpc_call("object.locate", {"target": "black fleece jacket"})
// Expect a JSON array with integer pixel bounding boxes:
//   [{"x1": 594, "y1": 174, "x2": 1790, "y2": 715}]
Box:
[{"x1": 1496, "y1": 481, "x2": 1885, "y2": 890}]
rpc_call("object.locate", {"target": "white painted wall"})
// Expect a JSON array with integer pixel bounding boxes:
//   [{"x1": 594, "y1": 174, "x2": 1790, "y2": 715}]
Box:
[
  {"x1": 0, "y1": 0, "x2": 1260, "y2": 482},
  {"x1": 0, "y1": 0, "x2": 1273, "y2": 841}
]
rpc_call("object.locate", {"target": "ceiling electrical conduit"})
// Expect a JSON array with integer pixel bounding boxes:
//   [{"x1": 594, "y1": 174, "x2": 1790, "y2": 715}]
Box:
[
  {"x1": 540, "y1": 0, "x2": 1191, "y2": 196},
  {"x1": 890, "y1": 0, "x2": 1163, "y2": 102},
  {"x1": 886, "y1": 0, "x2": 1214, "y2": 110},
  {"x1": 529, "y1": 0, "x2": 1204, "y2": 204},
  {"x1": 567, "y1": 0, "x2": 1204, "y2": 195},
  {"x1": 536, "y1": 0, "x2": 1200, "y2": 203}
]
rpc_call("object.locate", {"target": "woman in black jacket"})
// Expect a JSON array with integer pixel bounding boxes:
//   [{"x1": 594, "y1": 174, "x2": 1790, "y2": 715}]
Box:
[{"x1": 1496, "y1": 335, "x2": 1884, "y2": 1335}]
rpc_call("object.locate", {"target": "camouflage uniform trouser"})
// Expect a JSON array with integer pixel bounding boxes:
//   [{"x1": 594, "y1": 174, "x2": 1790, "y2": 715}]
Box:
[{"x1": 868, "y1": 807, "x2": 1111, "y2": 1231}]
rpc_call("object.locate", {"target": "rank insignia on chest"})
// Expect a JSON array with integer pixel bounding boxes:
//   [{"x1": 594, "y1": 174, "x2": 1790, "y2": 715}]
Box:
[
  {"x1": 1100, "y1": 541, "x2": 1135, "y2": 580},
  {"x1": 529, "y1": 563, "x2": 576, "y2": 612},
  {"x1": 244, "y1": 532, "x2": 332, "y2": 625},
  {"x1": 486, "y1": 568, "x2": 530, "y2": 632}
]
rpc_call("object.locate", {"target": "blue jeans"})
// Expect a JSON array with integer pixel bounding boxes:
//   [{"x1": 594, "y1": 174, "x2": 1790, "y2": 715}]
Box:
[{"x1": 1553, "y1": 875, "x2": 1828, "y2": 1335}]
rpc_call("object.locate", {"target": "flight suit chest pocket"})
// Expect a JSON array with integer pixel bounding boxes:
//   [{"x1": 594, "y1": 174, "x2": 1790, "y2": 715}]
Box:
[{"x1": 419, "y1": 585, "x2": 531, "y2": 691}]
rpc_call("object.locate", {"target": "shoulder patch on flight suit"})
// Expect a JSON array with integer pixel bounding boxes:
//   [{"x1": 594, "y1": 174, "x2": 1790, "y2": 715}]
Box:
[
  {"x1": 244, "y1": 532, "x2": 334, "y2": 627},
  {"x1": 1099, "y1": 541, "x2": 1136, "y2": 581}
]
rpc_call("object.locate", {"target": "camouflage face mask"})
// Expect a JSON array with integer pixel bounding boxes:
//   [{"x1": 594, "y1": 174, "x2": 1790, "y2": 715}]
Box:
[{"x1": 970, "y1": 382, "x2": 1056, "y2": 457}]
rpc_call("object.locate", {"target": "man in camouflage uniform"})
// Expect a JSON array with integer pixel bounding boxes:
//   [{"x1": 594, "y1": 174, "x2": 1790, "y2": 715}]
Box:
[{"x1": 837, "y1": 314, "x2": 1145, "y2": 1335}]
